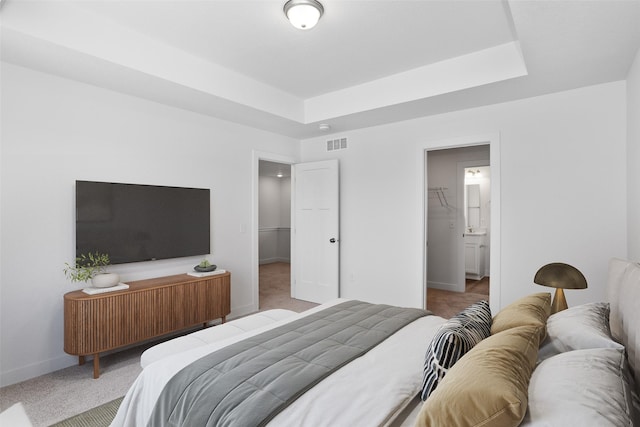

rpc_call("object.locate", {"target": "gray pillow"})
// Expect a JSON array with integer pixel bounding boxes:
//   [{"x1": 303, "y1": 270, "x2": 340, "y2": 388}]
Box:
[
  {"x1": 523, "y1": 348, "x2": 634, "y2": 426},
  {"x1": 538, "y1": 302, "x2": 623, "y2": 362}
]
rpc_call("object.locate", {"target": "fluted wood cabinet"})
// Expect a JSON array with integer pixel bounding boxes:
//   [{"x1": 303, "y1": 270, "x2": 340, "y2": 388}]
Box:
[{"x1": 64, "y1": 272, "x2": 230, "y2": 378}]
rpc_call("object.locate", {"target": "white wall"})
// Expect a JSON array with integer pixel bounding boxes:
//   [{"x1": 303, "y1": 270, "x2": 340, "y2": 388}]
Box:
[
  {"x1": 0, "y1": 63, "x2": 299, "y2": 386},
  {"x1": 301, "y1": 81, "x2": 627, "y2": 311},
  {"x1": 628, "y1": 48, "x2": 640, "y2": 261},
  {"x1": 259, "y1": 175, "x2": 291, "y2": 263}
]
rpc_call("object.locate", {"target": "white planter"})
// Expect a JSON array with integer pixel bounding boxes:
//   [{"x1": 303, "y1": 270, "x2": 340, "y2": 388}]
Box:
[{"x1": 91, "y1": 273, "x2": 120, "y2": 288}]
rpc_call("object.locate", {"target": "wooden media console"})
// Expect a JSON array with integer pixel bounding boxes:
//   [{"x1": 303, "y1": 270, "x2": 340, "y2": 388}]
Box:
[{"x1": 64, "y1": 271, "x2": 230, "y2": 378}]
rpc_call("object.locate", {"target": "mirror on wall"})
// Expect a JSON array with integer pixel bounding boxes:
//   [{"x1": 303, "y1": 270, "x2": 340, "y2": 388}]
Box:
[
  {"x1": 466, "y1": 184, "x2": 480, "y2": 229},
  {"x1": 464, "y1": 166, "x2": 490, "y2": 231}
]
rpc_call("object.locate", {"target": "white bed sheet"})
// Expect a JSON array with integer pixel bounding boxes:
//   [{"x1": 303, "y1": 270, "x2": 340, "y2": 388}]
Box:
[{"x1": 112, "y1": 299, "x2": 445, "y2": 427}]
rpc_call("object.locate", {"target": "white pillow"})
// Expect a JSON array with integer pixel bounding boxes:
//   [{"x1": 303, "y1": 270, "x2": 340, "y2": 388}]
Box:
[
  {"x1": 522, "y1": 347, "x2": 635, "y2": 427},
  {"x1": 538, "y1": 302, "x2": 623, "y2": 362}
]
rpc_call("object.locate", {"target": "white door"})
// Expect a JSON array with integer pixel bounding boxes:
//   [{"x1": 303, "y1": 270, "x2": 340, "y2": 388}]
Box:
[{"x1": 292, "y1": 159, "x2": 339, "y2": 303}]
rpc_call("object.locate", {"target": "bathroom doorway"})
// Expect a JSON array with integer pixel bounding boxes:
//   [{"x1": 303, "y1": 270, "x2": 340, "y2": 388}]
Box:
[
  {"x1": 462, "y1": 164, "x2": 491, "y2": 311},
  {"x1": 425, "y1": 146, "x2": 491, "y2": 318},
  {"x1": 463, "y1": 165, "x2": 491, "y2": 279}
]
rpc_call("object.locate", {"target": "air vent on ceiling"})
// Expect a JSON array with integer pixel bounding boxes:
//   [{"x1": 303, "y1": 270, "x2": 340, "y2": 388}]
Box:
[{"x1": 326, "y1": 137, "x2": 348, "y2": 151}]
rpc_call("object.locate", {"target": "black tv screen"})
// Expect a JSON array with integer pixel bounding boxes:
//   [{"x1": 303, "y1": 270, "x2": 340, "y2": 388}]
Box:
[{"x1": 75, "y1": 180, "x2": 210, "y2": 264}]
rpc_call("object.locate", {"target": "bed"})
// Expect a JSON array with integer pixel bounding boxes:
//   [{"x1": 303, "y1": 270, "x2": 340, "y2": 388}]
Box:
[{"x1": 112, "y1": 258, "x2": 640, "y2": 427}]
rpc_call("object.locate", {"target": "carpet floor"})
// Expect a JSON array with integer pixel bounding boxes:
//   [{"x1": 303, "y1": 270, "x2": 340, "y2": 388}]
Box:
[
  {"x1": 0, "y1": 344, "x2": 146, "y2": 426},
  {"x1": 259, "y1": 262, "x2": 319, "y2": 312},
  {"x1": 50, "y1": 397, "x2": 123, "y2": 427}
]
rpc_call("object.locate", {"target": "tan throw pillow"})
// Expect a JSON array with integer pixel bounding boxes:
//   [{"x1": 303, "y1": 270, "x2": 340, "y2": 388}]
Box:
[
  {"x1": 415, "y1": 325, "x2": 542, "y2": 427},
  {"x1": 491, "y1": 293, "x2": 551, "y2": 342}
]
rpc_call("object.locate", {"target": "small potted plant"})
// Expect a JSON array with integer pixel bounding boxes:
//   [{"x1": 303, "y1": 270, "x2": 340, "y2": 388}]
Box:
[
  {"x1": 194, "y1": 259, "x2": 217, "y2": 272},
  {"x1": 64, "y1": 252, "x2": 120, "y2": 288}
]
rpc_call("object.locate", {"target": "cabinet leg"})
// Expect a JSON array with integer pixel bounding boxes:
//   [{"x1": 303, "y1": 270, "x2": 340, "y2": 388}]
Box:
[
  {"x1": 93, "y1": 354, "x2": 100, "y2": 379},
  {"x1": 222, "y1": 316, "x2": 226, "y2": 324},
  {"x1": 79, "y1": 355, "x2": 85, "y2": 366}
]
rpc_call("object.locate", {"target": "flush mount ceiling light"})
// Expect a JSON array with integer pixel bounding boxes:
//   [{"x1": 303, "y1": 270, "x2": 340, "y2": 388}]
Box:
[{"x1": 284, "y1": 0, "x2": 324, "y2": 30}]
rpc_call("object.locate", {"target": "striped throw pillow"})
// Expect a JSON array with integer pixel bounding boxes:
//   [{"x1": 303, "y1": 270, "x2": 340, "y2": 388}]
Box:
[{"x1": 421, "y1": 300, "x2": 492, "y2": 401}]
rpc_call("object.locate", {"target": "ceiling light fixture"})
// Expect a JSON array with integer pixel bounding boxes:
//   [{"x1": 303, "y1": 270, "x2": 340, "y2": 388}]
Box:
[{"x1": 284, "y1": 0, "x2": 324, "y2": 30}]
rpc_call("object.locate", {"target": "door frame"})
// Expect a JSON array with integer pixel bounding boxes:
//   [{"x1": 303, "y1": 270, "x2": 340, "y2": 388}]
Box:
[
  {"x1": 418, "y1": 133, "x2": 501, "y2": 314},
  {"x1": 251, "y1": 150, "x2": 297, "y2": 314}
]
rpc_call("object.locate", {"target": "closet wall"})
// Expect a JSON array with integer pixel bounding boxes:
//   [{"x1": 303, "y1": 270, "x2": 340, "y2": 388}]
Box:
[{"x1": 258, "y1": 174, "x2": 291, "y2": 264}]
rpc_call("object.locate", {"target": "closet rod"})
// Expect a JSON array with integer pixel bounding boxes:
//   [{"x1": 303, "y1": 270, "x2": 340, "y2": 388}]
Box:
[{"x1": 427, "y1": 187, "x2": 449, "y2": 207}]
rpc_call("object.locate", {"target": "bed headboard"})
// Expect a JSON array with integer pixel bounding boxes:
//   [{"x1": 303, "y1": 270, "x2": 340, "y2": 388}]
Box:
[{"x1": 607, "y1": 258, "x2": 640, "y2": 388}]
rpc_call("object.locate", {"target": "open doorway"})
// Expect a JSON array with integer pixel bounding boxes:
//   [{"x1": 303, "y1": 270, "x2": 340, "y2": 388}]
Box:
[
  {"x1": 462, "y1": 164, "x2": 491, "y2": 308},
  {"x1": 425, "y1": 146, "x2": 491, "y2": 318},
  {"x1": 258, "y1": 160, "x2": 293, "y2": 310},
  {"x1": 257, "y1": 160, "x2": 318, "y2": 313}
]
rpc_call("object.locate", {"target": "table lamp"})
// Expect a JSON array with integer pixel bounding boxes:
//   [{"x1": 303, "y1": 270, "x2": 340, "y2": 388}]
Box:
[{"x1": 534, "y1": 262, "x2": 587, "y2": 313}]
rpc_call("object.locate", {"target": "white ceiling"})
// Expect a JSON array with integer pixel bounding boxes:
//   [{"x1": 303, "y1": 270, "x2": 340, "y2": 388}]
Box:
[
  {"x1": 72, "y1": 0, "x2": 517, "y2": 99},
  {"x1": 2, "y1": 0, "x2": 639, "y2": 139}
]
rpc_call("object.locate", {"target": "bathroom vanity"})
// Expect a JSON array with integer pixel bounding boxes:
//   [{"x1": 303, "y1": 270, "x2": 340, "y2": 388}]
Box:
[{"x1": 464, "y1": 231, "x2": 486, "y2": 280}]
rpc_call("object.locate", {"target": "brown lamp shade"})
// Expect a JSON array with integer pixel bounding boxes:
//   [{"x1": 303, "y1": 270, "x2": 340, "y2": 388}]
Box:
[
  {"x1": 534, "y1": 263, "x2": 587, "y2": 313},
  {"x1": 533, "y1": 263, "x2": 588, "y2": 290}
]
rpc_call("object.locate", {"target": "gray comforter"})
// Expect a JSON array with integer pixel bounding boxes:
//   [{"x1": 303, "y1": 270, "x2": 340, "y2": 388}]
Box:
[{"x1": 147, "y1": 300, "x2": 428, "y2": 427}]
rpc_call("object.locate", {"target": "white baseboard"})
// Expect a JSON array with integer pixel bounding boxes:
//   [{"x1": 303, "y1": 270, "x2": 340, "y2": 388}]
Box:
[
  {"x1": 427, "y1": 281, "x2": 461, "y2": 292},
  {"x1": 229, "y1": 303, "x2": 258, "y2": 320},
  {"x1": 259, "y1": 257, "x2": 290, "y2": 265},
  {"x1": 0, "y1": 354, "x2": 77, "y2": 387}
]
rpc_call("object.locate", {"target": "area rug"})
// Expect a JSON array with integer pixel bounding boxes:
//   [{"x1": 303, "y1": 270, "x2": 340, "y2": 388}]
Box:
[{"x1": 50, "y1": 397, "x2": 123, "y2": 427}]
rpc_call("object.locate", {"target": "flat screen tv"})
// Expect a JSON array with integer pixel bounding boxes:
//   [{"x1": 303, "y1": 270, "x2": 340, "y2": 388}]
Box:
[{"x1": 75, "y1": 180, "x2": 210, "y2": 265}]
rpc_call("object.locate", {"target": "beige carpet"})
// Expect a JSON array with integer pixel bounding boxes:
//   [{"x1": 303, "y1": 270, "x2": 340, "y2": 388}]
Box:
[
  {"x1": 259, "y1": 262, "x2": 318, "y2": 312},
  {"x1": 0, "y1": 344, "x2": 147, "y2": 426}
]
